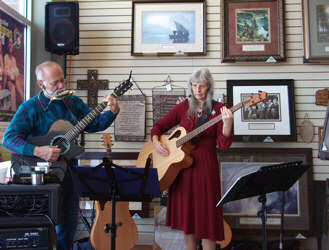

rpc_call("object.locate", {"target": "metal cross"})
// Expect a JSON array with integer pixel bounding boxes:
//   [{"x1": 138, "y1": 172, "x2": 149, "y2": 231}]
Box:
[{"x1": 77, "y1": 70, "x2": 109, "y2": 108}]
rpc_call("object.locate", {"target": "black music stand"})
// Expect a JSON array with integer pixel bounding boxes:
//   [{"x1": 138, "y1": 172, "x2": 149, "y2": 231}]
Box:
[
  {"x1": 69, "y1": 157, "x2": 160, "y2": 250},
  {"x1": 216, "y1": 161, "x2": 311, "y2": 250}
]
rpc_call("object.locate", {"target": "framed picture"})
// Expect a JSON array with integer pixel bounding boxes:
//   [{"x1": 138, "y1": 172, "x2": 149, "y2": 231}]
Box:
[
  {"x1": 302, "y1": 0, "x2": 329, "y2": 63},
  {"x1": 227, "y1": 79, "x2": 297, "y2": 142},
  {"x1": 221, "y1": 0, "x2": 285, "y2": 62},
  {"x1": 318, "y1": 126, "x2": 324, "y2": 150},
  {"x1": 217, "y1": 148, "x2": 315, "y2": 235},
  {"x1": 318, "y1": 104, "x2": 329, "y2": 160},
  {"x1": 131, "y1": 0, "x2": 206, "y2": 56}
]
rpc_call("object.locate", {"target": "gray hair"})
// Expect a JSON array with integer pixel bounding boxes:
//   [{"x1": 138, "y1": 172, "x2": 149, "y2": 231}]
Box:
[
  {"x1": 35, "y1": 61, "x2": 62, "y2": 81},
  {"x1": 187, "y1": 67, "x2": 214, "y2": 119}
]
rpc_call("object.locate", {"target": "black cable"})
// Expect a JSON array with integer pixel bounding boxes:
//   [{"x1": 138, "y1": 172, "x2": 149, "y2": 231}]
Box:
[{"x1": 43, "y1": 213, "x2": 57, "y2": 248}]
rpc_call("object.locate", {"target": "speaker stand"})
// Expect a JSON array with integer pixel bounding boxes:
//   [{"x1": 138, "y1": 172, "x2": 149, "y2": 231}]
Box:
[{"x1": 63, "y1": 53, "x2": 67, "y2": 78}]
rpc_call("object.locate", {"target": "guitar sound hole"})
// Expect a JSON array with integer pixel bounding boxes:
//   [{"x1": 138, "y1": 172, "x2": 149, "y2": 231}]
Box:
[
  {"x1": 169, "y1": 130, "x2": 181, "y2": 140},
  {"x1": 51, "y1": 135, "x2": 70, "y2": 155}
]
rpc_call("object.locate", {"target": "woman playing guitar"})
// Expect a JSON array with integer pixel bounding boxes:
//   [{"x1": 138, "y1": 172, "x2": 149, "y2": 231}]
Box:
[{"x1": 150, "y1": 68, "x2": 234, "y2": 250}]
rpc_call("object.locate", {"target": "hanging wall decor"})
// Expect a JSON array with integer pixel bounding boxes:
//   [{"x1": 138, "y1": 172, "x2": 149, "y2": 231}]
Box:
[
  {"x1": 114, "y1": 94, "x2": 146, "y2": 142},
  {"x1": 302, "y1": 0, "x2": 329, "y2": 63},
  {"x1": 227, "y1": 79, "x2": 296, "y2": 142},
  {"x1": 221, "y1": 0, "x2": 285, "y2": 62},
  {"x1": 131, "y1": 0, "x2": 206, "y2": 56}
]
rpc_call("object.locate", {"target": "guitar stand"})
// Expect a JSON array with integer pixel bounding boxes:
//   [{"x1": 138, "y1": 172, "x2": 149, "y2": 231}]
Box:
[
  {"x1": 69, "y1": 156, "x2": 160, "y2": 250},
  {"x1": 216, "y1": 161, "x2": 311, "y2": 250},
  {"x1": 258, "y1": 194, "x2": 268, "y2": 250}
]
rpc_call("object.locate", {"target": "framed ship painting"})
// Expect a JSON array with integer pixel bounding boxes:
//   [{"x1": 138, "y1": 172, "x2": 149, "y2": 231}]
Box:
[{"x1": 131, "y1": 0, "x2": 206, "y2": 56}]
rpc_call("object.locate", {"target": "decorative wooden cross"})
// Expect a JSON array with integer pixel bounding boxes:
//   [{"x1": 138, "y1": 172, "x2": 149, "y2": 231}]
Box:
[{"x1": 77, "y1": 70, "x2": 109, "y2": 108}]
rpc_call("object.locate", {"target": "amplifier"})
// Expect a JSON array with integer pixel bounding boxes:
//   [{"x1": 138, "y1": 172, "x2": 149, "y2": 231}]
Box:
[
  {"x1": 0, "y1": 184, "x2": 62, "y2": 224},
  {"x1": 0, "y1": 226, "x2": 52, "y2": 249}
]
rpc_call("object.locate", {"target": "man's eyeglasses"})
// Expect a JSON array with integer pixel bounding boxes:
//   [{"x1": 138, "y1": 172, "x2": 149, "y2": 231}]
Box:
[{"x1": 43, "y1": 78, "x2": 67, "y2": 86}]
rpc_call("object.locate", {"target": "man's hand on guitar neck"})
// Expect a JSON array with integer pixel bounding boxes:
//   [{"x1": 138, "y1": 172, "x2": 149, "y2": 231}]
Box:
[
  {"x1": 33, "y1": 145, "x2": 62, "y2": 162},
  {"x1": 104, "y1": 94, "x2": 120, "y2": 114},
  {"x1": 152, "y1": 135, "x2": 169, "y2": 157}
]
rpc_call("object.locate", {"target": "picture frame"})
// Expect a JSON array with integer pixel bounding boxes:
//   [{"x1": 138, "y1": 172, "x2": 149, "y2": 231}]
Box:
[
  {"x1": 131, "y1": 0, "x2": 206, "y2": 56},
  {"x1": 217, "y1": 148, "x2": 315, "y2": 235},
  {"x1": 221, "y1": 0, "x2": 285, "y2": 62},
  {"x1": 318, "y1": 126, "x2": 323, "y2": 150},
  {"x1": 318, "y1": 104, "x2": 329, "y2": 160},
  {"x1": 227, "y1": 79, "x2": 297, "y2": 142},
  {"x1": 302, "y1": 0, "x2": 329, "y2": 63}
]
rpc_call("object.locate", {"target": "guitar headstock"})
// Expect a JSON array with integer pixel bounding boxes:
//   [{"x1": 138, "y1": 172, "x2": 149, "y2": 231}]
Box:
[
  {"x1": 102, "y1": 133, "x2": 113, "y2": 150},
  {"x1": 112, "y1": 71, "x2": 133, "y2": 97},
  {"x1": 242, "y1": 91, "x2": 267, "y2": 107}
]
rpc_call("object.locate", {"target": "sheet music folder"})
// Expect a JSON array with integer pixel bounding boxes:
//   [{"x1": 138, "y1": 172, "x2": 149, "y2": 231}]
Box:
[
  {"x1": 70, "y1": 165, "x2": 161, "y2": 202},
  {"x1": 216, "y1": 161, "x2": 311, "y2": 207}
]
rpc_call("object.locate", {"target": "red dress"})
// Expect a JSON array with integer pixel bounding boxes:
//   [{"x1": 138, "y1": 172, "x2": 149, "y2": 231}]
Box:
[{"x1": 151, "y1": 100, "x2": 233, "y2": 241}]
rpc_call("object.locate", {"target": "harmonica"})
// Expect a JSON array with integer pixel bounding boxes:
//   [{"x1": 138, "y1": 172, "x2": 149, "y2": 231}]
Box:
[{"x1": 51, "y1": 90, "x2": 75, "y2": 100}]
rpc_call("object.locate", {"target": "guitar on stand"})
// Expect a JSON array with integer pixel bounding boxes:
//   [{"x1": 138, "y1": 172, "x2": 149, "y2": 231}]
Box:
[
  {"x1": 90, "y1": 133, "x2": 138, "y2": 250},
  {"x1": 216, "y1": 219, "x2": 232, "y2": 249}
]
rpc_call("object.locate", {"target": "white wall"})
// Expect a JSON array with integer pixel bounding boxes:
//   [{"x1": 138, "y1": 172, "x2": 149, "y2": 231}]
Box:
[{"x1": 66, "y1": 0, "x2": 329, "y2": 181}]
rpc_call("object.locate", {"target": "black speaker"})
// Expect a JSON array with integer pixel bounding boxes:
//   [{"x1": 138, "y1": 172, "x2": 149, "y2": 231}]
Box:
[{"x1": 45, "y1": 2, "x2": 79, "y2": 55}]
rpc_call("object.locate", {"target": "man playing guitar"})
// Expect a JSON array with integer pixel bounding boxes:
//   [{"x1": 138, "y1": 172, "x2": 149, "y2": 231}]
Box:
[{"x1": 2, "y1": 61, "x2": 120, "y2": 250}]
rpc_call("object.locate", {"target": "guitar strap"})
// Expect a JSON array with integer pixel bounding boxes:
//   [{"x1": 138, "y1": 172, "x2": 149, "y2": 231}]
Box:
[
  {"x1": 63, "y1": 98, "x2": 80, "y2": 125},
  {"x1": 191, "y1": 100, "x2": 216, "y2": 144}
]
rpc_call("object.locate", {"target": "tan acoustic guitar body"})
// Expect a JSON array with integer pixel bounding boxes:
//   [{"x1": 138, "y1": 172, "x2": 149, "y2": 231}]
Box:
[
  {"x1": 90, "y1": 201, "x2": 138, "y2": 250},
  {"x1": 136, "y1": 127, "x2": 195, "y2": 192},
  {"x1": 216, "y1": 219, "x2": 232, "y2": 249}
]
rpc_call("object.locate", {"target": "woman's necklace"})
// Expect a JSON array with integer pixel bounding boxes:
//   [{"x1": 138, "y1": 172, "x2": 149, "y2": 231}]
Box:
[
  {"x1": 197, "y1": 108, "x2": 203, "y2": 117},
  {"x1": 197, "y1": 103, "x2": 204, "y2": 117}
]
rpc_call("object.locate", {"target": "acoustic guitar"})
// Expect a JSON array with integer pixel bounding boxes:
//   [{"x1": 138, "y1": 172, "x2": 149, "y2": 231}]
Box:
[
  {"x1": 217, "y1": 219, "x2": 232, "y2": 249},
  {"x1": 90, "y1": 133, "x2": 138, "y2": 250},
  {"x1": 136, "y1": 92, "x2": 267, "y2": 191},
  {"x1": 11, "y1": 78, "x2": 133, "y2": 181}
]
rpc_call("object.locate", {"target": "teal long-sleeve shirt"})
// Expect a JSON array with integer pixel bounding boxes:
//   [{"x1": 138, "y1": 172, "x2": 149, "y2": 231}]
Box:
[{"x1": 2, "y1": 91, "x2": 118, "y2": 156}]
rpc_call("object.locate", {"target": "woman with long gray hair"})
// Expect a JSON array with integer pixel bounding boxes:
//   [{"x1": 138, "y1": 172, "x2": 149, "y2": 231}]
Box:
[{"x1": 151, "y1": 67, "x2": 234, "y2": 250}]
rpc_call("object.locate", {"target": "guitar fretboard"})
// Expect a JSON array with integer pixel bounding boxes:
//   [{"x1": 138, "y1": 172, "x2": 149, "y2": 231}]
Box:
[
  {"x1": 53, "y1": 102, "x2": 107, "y2": 147},
  {"x1": 176, "y1": 101, "x2": 245, "y2": 147}
]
